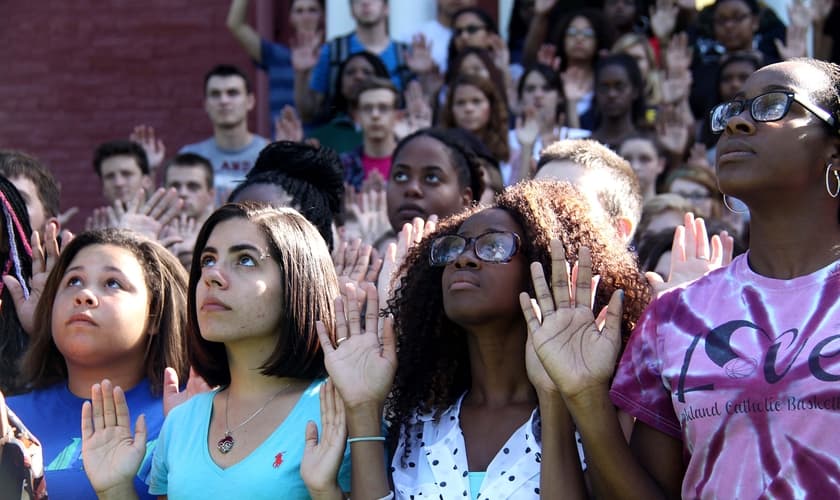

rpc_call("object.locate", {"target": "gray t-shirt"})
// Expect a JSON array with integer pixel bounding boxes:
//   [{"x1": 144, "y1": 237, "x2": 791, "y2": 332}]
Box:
[{"x1": 179, "y1": 135, "x2": 269, "y2": 205}]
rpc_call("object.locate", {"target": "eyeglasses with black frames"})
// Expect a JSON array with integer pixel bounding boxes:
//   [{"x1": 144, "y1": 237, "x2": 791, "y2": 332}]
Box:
[
  {"x1": 429, "y1": 231, "x2": 521, "y2": 267},
  {"x1": 710, "y1": 91, "x2": 838, "y2": 135}
]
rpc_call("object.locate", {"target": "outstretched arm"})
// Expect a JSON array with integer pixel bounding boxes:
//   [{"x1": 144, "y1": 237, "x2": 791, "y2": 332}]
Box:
[
  {"x1": 226, "y1": 0, "x2": 262, "y2": 63},
  {"x1": 520, "y1": 241, "x2": 684, "y2": 499},
  {"x1": 316, "y1": 282, "x2": 397, "y2": 499},
  {"x1": 81, "y1": 379, "x2": 146, "y2": 500}
]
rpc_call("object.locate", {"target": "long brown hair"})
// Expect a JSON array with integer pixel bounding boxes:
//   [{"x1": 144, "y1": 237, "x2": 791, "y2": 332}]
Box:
[{"x1": 441, "y1": 74, "x2": 510, "y2": 164}]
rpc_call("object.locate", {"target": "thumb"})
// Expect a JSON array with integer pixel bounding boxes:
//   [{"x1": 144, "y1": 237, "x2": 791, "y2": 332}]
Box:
[
  {"x1": 163, "y1": 367, "x2": 180, "y2": 397},
  {"x1": 304, "y1": 420, "x2": 319, "y2": 449},
  {"x1": 644, "y1": 271, "x2": 665, "y2": 288},
  {"x1": 2, "y1": 274, "x2": 27, "y2": 316}
]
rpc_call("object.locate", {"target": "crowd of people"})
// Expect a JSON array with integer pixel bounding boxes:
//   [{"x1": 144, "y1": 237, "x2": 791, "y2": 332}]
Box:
[{"x1": 0, "y1": 0, "x2": 839, "y2": 498}]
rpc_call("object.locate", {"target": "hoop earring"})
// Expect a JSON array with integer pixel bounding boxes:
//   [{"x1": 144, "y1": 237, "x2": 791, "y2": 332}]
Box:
[
  {"x1": 826, "y1": 163, "x2": 840, "y2": 199},
  {"x1": 723, "y1": 194, "x2": 749, "y2": 214}
]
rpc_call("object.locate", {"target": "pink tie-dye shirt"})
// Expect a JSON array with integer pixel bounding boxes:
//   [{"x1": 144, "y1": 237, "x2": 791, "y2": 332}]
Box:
[{"x1": 611, "y1": 253, "x2": 840, "y2": 499}]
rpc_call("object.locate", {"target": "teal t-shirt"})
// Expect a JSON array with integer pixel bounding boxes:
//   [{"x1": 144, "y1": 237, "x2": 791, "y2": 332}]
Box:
[{"x1": 148, "y1": 379, "x2": 351, "y2": 498}]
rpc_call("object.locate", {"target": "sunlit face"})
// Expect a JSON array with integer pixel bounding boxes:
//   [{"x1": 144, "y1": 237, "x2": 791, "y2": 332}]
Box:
[
  {"x1": 166, "y1": 165, "x2": 215, "y2": 220},
  {"x1": 458, "y1": 53, "x2": 491, "y2": 80},
  {"x1": 356, "y1": 88, "x2": 398, "y2": 141},
  {"x1": 564, "y1": 16, "x2": 597, "y2": 62},
  {"x1": 289, "y1": 0, "x2": 322, "y2": 33},
  {"x1": 596, "y1": 63, "x2": 636, "y2": 118},
  {"x1": 204, "y1": 75, "x2": 255, "y2": 129},
  {"x1": 718, "y1": 59, "x2": 758, "y2": 102},
  {"x1": 619, "y1": 138, "x2": 663, "y2": 194},
  {"x1": 100, "y1": 155, "x2": 151, "y2": 205},
  {"x1": 386, "y1": 135, "x2": 472, "y2": 230},
  {"x1": 441, "y1": 208, "x2": 528, "y2": 328},
  {"x1": 453, "y1": 12, "x2": 491, "y2": 51},
  {"x1": 451, "y1": 83, "x2": 491, "y2": 133},
  {"x1": 351, "y1": 0, "x2": 388, "y2": 28},
  {"x1": 713, "y1": 0, "x2": 758, "y2": 52},
  {"x1": 196, "y1": 218, "x2": 284, "y2": 344},
  {"x1": 520, "y1": 70, "x2": 560, "y2": 123},
  {"x1": 52, "y1": 244, "x2": 150, "y2": 369}
]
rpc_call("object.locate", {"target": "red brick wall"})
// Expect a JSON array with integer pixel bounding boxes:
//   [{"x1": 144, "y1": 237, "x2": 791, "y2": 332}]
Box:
[{"x1": 0, "y1": 1, "x2": 257, "y2": 231}]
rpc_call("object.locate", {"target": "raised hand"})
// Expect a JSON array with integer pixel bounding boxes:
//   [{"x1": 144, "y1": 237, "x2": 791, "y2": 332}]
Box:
[
  {"x1": 348, "y1": 188, "x2": 390, "y2": 247},
  {"x1": 301, "y1": 379, "x2": 347, "y2": 500},
  {"x1": 406, "y1": 34, "x2": 436, "y2": 75},
  {"x1": 661, "y1": 73, "x2": 692, "y2": 105},
  {"x1": 645, "y1": 213, "x2": 734, "y2": 295},
  {"x1": 81, "y1": 380, "x2": 146, "y2": 500},
  {"x1": 534, "y1": 0, "x2": 559, "y2": 15},
  {"x1": 161, "y1": 213, "x2": 199, "y2": 263},
  {"x1": 274, "y1": 105, "x2": 304, "y2": 142},
  {"x1": 787, "y1": 0, "x2": 814, "y2": 28},
  {"x1": 519, "y1": 242, "x2": 624, "y2": 402},
  {"x1": 291, "y1": 29, "x2": 323, "y2": 73},
  {"x1": 487, "y1": 34, "x2": 511, "y2": 72},
  {"x1": 3, "y1": 223, "x2": 63, "y2": 335},
  {"x1": 0, "y1": 390, "x2": 45, "y2": 498},
  {"x1": 775, "y1": 25, "x2": 808, "y2": 60},
  {"x1": 536, "y1": 43, "x2": 561, "y2": 71},
  {"x1": 650, "y1": 0, "x2": 679, "y2": 41},
  {"x1": 656, "y1": 107, "x2": 689, "y2": 156},
  {"x1": 129, "y1": 125, "x2": 166, "y2": 171},
  {"x1": 162, "y1": 366, "x2": 213, "y2": 417},
  {"x1": 515, "y1": 110, "x2": 541, "y2": 148},
  {"x1": 107, "y1": 188, "x2": 182, "y2": 241},
  {"x1": 395, "y1": 80, "x2": 432, "y2": 140},
  {"x1": 316, "y1": 283, "x2": 397, "y2": 410},
  {"x1": 332, "y1": 238, "x2": 383, "y2": 285},
  {"x1": 812, "y1": 0, "x2": 834, "y2": 22},
  {"x1": 664, "y1": 32, "x2": 692, "y2": 77},
  {"x1": 56, "y1": 206, "x2": 79, "y2": 229}
]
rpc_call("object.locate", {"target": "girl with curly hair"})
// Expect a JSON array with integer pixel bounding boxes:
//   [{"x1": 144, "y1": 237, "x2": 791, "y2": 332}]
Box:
[
  {"x1": 440, "y1": 74, "x2": 511, "y2": 170},
  {"x1": 317, "y1": 179, "x2": 650, "y2": 499}
]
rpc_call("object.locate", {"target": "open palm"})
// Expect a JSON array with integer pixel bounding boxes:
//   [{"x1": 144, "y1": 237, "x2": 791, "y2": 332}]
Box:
[
  {"x1": 316, "y1": 283, "x2": 397, "y2": 410},
  {"x1": 519, "y1": 242, "x2": 624, "y2": 401},
  {"x1": 81, "y1": 380, "x2": 147, "y2": 496}
]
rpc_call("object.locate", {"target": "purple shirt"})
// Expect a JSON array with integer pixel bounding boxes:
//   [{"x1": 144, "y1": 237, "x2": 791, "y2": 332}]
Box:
[{"x1": 611, "y1": 253, "x2": 840, "y2": 499}]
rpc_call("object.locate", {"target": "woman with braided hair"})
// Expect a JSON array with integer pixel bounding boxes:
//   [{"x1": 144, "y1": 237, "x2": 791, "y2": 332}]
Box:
[
  {"x1": 316, "y1": 180, "x2": 650, "y2": 499},
  {"x1": 0, "y1": 174, "x2": 32, "y2": 395},
  {"x1": 229, "y1": 140, "x2": 344, "y2": 251}
]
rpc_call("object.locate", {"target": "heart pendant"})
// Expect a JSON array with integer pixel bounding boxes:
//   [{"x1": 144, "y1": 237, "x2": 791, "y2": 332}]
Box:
[{"x1": 217, "y1": 434, "x2": 234, "y2": 454}]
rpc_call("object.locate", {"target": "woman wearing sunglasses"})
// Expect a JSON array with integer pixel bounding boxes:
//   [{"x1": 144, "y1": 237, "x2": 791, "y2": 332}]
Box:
[
  {"x1": 530, "y1": 58, "x2": 840, "y2": 498},
  {"x1": 316, "y1": 180, "x2": 649, "y2": 499}
]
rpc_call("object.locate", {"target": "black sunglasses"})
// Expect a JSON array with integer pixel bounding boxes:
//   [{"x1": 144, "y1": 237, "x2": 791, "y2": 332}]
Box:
[{"x1": 429, "y1": 231, "x2": 521, "y2": 267}]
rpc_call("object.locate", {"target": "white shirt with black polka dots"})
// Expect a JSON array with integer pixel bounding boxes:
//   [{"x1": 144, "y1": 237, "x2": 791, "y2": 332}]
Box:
[{"x1": 390, "y1": 394, "x2": 586, "y2": 499}]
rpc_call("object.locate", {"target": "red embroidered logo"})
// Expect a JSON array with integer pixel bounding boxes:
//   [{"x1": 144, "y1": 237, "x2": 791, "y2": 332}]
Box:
[{"x1": 273, "y1": 452, "x2": 284, "y2": 468}]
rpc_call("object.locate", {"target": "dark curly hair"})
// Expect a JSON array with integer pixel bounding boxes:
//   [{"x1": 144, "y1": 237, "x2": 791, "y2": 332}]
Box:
[
  {"x1": 440, "y1": 74, "x2": 510, "y2": 164},
  {"x1": 384, "y1": 179, "x2": 651, "y2": 457}
]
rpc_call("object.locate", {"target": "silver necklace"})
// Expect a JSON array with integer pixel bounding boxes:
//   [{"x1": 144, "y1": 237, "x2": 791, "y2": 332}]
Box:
[{"x1": 216, "y1": 382, "x2": 292, "y2": 454}]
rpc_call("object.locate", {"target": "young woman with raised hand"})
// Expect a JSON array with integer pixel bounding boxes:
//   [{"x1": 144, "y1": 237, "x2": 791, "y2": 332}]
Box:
[
  {"x1": 81, "y1": 203, "x2": 350, "y2": 499},
  {"x1": 525, "y1": 58, "x2": 840, "y2": 498},
  {"x1": 317, "y1": 180, "x2": 650, "y2": 499},
  {"x1": 7, "y1": 229, "x2": 189, "y2": 499}
]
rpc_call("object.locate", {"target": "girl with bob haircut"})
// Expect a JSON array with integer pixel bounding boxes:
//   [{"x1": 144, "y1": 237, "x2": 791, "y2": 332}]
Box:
[
  {"x1": 83, "y1": 203, "x2": 350, "y2": 499},
  {"x1": 315, "y1": 180, "x2": 650, "y2": 499},
  {"x1": 528, "y1": 58, "x2": 840, "y2": 498},
  {"x1": 8, "y1": 228, "x2": 189, "y2": 499}
]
